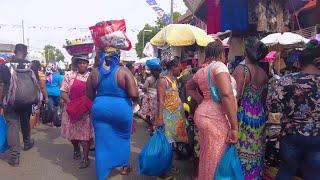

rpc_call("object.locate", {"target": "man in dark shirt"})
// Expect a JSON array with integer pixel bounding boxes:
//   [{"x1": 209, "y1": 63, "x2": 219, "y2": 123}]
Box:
[{"x1": 0, "y1": 44, "x2": 34, "y2": 166}]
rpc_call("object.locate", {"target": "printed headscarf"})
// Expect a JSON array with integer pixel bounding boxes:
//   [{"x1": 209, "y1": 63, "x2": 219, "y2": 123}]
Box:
[{"x1": 98, "y1": 49, "x2": 121, "y2": 76}]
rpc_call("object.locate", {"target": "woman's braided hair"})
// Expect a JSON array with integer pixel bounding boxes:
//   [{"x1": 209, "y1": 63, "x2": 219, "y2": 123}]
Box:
[{"x1": 205, "y1": 41, "x2": 224, "y2": 60}]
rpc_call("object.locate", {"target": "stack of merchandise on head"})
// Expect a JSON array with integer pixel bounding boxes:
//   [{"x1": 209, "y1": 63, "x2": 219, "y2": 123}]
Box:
[
  {"x1": 64, "y1": 36, "x2": 94, "y2": 56},
  {"x1": 89, "y1": 19, "x2": 132, "y2": 51}
]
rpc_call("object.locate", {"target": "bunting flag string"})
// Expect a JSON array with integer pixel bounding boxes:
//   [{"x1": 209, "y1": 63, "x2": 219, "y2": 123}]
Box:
[
  {"x1": 0, "y1": 23, "x2": 140, "y2": 33},
  {"x1": 145, "y1": 0, "x2": 170, "y2": 24}
]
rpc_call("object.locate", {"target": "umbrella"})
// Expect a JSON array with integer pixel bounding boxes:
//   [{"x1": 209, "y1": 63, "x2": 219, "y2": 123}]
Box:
[
  {"x1": 261, "y1": 32, "x2": 310, "y2": 46},
  {"x1": 150, "y1": 24, "x2": 214, "y2": 47}
]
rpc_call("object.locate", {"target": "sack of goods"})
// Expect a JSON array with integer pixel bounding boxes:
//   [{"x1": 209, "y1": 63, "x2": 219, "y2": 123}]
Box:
[
  {"x1": 138, "y1": 129, "x2": 173, "y2": 176},
  {"x1": 90, "y1": 19, "x2": 132, "y2": 50},
  {"x1": 0, "y1": 115, "x2": 8, "y2": 153}
]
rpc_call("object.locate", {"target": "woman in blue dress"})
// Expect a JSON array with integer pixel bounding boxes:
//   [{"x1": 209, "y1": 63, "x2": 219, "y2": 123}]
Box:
[{"x1": 86, "y1": 48, "x2": 138, "y2": 180}]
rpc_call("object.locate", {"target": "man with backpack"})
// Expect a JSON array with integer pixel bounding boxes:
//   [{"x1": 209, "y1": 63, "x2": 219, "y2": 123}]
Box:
[{"x1": 0, "y1": 44, "x2": 39, "y2": 166}]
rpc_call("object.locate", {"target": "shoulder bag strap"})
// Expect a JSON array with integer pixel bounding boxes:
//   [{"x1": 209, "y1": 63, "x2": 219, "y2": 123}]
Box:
[
  {"x1": 165, "y1": 76, "x2": 177, "y2": 90},
  {"x1": 207, "y1": 62, "x2": 216, "y2": 87},
  {"x1": 241, "y1": 65, "x2": 249, "y2": 96}
]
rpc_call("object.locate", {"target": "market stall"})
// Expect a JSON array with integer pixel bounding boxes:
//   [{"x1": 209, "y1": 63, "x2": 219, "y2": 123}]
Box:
[{"x1": 150, "y1": 24, "x2": 216, "y2": 66}]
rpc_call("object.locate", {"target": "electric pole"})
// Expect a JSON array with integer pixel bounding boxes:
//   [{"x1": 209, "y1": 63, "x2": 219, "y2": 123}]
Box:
[
  {"x1": 22, "y1": 20, "x2": 25, "y2": 44},
  {"x1": 27, "y1": 38, "x2": 30, "y2": 49},
  {"x1": 171, "y1": 0, "x2": 174, "y2": 24}
]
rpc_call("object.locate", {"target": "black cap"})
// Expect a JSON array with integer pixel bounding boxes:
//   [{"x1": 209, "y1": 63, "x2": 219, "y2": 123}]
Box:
[{"x1": 14, "y1": 44, "x2": 28, "y2": 54}]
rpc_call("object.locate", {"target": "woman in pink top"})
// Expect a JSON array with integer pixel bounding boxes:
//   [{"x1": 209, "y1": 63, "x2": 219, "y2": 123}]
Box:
[{"x1": 186, "y1": 41, "x2": 238, "y2": 180}]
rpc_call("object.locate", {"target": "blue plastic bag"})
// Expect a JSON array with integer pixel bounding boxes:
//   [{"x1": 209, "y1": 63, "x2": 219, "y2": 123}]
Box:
[
  {"x1": 214, "y1": 145, "x2": 244, "y2": 180},
  {"x1": 138, "y1": 129, "x2": 173, "y2": 176},
  {"x1": 146, "y1": 58, "x2": 162, "y2": 71},
  {"x1": 0, "y1": 115, "x2": 8, "y2": 153}
]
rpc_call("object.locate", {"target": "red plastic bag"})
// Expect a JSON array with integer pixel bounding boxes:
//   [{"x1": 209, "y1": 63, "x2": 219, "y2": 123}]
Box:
[{"x1": 89, "y1": 19, "x2": 132, "y2": 50}]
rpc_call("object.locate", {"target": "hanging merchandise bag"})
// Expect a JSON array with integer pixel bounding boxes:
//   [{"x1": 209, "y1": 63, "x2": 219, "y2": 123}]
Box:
[
  {"x1": 89, "y1": 19, "x2": 132, "y2": 50},
  {"x1": 0, "y1": 115, "x2": 8, "y2": 153},
  {"x1": 138, "y1": 128, "x2": 173, "y2": 176},
  {"x1": 214, "y1": 145, "x2": 244, "y2": 180}
]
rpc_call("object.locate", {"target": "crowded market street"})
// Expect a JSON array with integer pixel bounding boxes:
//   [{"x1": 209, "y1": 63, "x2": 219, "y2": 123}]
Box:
[
  {"x1": 0, "y1": 0, "x2": 319, "y2": 180},
  {"x1": 0, "y1": 118, "x2": 193, "y2": 180}
]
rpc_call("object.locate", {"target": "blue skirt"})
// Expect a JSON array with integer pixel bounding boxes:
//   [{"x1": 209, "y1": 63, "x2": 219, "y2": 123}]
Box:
[{"x1": 91, "y1": 96, "x2": 132, "y2": 180}]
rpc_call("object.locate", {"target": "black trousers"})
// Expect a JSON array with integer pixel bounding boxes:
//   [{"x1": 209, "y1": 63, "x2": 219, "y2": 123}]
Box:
[{"x1": 4, "y1": 106, "x2": 32, "y2": 158}]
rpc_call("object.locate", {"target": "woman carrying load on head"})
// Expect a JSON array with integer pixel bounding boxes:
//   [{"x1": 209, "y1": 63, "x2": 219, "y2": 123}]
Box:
[
  {"x1": 86, "y1": 47, "x2": 138, "y2": 180},
  {"x1": 140, "y1": 58, "x2": 162, "y2": 131},
  {"x1": 60, "y1": 55, "x2": 93, "y2": 169}
]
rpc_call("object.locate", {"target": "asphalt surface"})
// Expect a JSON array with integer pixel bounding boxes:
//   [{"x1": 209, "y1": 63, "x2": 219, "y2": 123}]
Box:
[{"x1": 0, "y1": 118, "x2": 193, "y2": 180}]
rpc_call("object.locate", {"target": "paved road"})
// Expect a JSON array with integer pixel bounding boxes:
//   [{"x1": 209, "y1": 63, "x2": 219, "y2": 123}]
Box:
[{"x1": 0, "y1": 118, "x2": 193, "y2": 180}]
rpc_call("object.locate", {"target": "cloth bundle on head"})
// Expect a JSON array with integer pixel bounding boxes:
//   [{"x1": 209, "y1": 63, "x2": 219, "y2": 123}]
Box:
[
  {"x1": 146, "y1": 58, "x2": 162, "y2": 71},
  {"x1": 245, "y1": 38, "x2": 269, "y2": 63},
  {"x1": 46, "y1": 62, "x2": 57, "y2": 84},
  {"x1": 98, "y1": 48, "x2": 121, "y2": 76},
  {"x1": 163, "y1": 56, "x2": 180, "y2": 70}
]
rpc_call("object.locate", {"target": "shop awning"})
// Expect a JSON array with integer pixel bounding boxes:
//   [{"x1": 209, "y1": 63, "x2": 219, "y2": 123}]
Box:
[{"x1": 0, "y1": 43, "x2": 15, "y2": 53}]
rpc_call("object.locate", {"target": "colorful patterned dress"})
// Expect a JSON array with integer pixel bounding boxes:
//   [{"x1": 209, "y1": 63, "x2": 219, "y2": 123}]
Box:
[
  {"x1": 236, "y1": 82, "x2": 267, "y2": 180},
  {"x1": 139, "y1": 76, "x2": 157, "y2": 120},
  {"x1": 162, "y1": 76, "x2": 188, "y2": 144}
]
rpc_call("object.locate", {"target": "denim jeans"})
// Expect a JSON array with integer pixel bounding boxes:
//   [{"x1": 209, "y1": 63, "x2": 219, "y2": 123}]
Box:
[{"x1": 276, "y1": 134, "x2": 320, "y2": 180}]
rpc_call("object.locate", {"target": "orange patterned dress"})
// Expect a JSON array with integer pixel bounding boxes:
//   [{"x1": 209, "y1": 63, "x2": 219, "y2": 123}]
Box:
[{"x1": 193, "y1": 62, "x2": 236, "y2": 180}]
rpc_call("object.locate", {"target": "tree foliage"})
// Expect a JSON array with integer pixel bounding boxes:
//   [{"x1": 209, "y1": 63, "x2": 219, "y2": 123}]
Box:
[
  {"x1": 135, "y1": 12, "x2": 182, "y2": 58},
  {"x1": 135, "y1": 24, "x2": 161, "y2": 58},
  {"x1": 43, "y1": 45, "x2": 65, "y2": 62}
]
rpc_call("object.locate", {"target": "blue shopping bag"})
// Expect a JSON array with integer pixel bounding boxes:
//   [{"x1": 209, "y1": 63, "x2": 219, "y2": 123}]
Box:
[
  {"x1": 0, "y1": 115, "x2": 8, "y2": 153},
  {"x1": 214, "y1": 145, "x2": 244, "y2": 180},
  {"x1": 138, "y1": 128, "x2": 173, "y2": 176}
]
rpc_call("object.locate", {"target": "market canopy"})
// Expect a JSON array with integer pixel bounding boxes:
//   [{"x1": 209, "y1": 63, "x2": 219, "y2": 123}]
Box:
[
  {"x1": 150, "y1": 24, "x2": 214, "y2": 47},
  {"x1": 0, "y1": 43, "x2": 15, "y2": 52},
  {"x1": 261, "y1": 32, "x2": 310, "y2": 46}
]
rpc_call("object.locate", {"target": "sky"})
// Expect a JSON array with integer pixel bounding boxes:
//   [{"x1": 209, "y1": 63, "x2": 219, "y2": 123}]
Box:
[{"x1": 0, "y1": 0, "x2": 187, "y2": 61}]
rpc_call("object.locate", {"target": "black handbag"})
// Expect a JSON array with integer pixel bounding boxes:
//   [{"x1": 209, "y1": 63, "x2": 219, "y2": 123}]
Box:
[
  {"x1": 40, "y1": 102, "x2": 50, "y2": 124},
  {"x1": 52, "y1": 105, "x2": 62, "y2": 127}
]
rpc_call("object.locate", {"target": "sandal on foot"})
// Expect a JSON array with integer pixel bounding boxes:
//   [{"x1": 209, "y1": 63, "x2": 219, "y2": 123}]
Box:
[
  {"x1": 157, "y1": 175, "x2": 176, "y2": 180},
  {"x1": 170, "y1": 167, "x2": 180, "y2": 174},
  {"x1": 73, "y1": 151, "x2": 81, "y2": 160},
  {"x1": 79, "y1": 159, "x2": 90, "y2": 169},
  {"x1": 120, "y1": 166, "x2": 131, "y2": 175}
]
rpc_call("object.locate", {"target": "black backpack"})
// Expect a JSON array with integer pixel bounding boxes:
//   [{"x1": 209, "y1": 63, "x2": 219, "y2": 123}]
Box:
[{"x1": 5, "y1": 65, "x2": 40, "y2": 109}]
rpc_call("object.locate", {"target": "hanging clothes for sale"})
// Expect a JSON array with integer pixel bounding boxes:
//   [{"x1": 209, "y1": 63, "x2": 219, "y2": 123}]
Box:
[
  {"x1": 255, "y1": 0, "x2": 290, "y2": 32},
  {"x1": 220, "y1": 0, "x2": 248, "y2": 32},
  {"x1": 206, "y1": 0, "x2": 220, "y2": 34}
]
